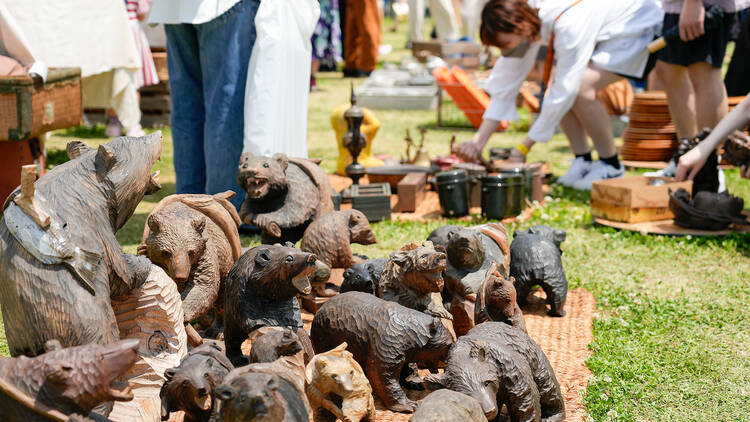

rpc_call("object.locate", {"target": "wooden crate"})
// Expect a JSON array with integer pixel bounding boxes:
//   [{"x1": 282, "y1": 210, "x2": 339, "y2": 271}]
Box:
[
  {"x1": 0, "y1": 68, "x2": 82, "y2": 141},
  {"x1": 351, "y1": 183, "x2": 392, "y2": 222},
  {"x1": 591, "y1": 176, "x2": 692, "y2": 223},
  {"x1": 396, "y1": 172, "x2": 427, "y2": 212}
]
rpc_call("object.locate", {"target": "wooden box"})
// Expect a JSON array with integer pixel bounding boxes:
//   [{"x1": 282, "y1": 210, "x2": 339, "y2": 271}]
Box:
[
  {"x1": 351, "y1": 183, "x2": 392, "y2": 222},
  {"x1": 591, "y1": 176, "x2": 692, "y2": 223},
  {"x1": 0, "y1": 68, "x2": 82, "y2": 141},
  {"x1": 397, "y1": 172, "x2": 427, "y2": 212}
]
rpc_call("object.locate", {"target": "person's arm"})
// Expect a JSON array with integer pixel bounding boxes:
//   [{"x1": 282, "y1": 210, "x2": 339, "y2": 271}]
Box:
[
  {"x1": 454, "y1": 43, "x2": 540, "y2": 162},
  {"x1": 675, "y1": 95, "x2": 750, "y2": 181},
  {"x1": 679, "y1": 0, "x2": 705, "y2": 42}
]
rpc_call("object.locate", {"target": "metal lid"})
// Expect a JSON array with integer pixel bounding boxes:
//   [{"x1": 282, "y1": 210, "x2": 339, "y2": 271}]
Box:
[
  {"x1": 436, "y1": 169, "x2": 468, "y2": 183},
  {"x1": 481, "y1": 173, "x2": 523, "y2": 185}
]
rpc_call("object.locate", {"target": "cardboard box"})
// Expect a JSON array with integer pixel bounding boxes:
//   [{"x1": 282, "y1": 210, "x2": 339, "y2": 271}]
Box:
[{"x1": 590, "y1": 176, "x2": 692, "y2": 223}]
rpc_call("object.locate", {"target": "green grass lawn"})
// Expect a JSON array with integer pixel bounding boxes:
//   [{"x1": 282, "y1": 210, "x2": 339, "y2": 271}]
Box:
[{"x1": 2, "y1": 16, "x2": 750, "y2": 421}]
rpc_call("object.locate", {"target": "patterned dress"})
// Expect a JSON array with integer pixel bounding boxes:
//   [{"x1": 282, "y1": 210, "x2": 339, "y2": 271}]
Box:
[
  {"x1": 311, "y1": 0, "x2": 343, "y2": 67},
  {"x1": 125, "y1": 0, "x2": 159, "y2": 88}
]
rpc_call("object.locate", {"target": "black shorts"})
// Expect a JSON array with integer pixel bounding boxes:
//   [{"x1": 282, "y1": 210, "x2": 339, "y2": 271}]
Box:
[{"x1": 657, "y1": 12, "x2": 736, "y2": 68}]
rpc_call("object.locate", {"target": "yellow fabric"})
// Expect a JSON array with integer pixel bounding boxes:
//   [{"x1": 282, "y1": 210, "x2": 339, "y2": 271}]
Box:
[{"x1": 330, "y1": 103, "x2": 384, "y2": 175}]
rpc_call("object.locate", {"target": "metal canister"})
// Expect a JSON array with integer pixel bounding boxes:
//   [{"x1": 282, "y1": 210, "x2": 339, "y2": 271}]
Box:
[
  {"x1": 495, "y1": 166, "x2": 527, "y2": 206},
  {"x1": 451, "y1": 162, "x2": 486, "y2": 209},
  {"x1": 436, "y1": 170, "x2": 469, "y2": 217},
  {"x1": 481, "y1": 174, "x2": 524, "y2": 219}
]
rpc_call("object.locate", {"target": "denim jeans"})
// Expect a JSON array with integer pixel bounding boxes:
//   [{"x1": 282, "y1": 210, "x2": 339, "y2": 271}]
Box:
[{"x1": 165, "y1": 0, "x2": 260, "y2": 210}]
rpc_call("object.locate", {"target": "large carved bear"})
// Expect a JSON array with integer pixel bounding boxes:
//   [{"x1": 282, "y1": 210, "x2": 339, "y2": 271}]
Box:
[
  {"x1": 424, "y1": 322, "x2": 565, "y2": 422},
  {"x1": 311, "y1": 292, "x2": 454, "y2": 413},
  {"x1": 237, "y1": 152, "x2": 333, "y2": 244},
  {"x1": 0, "y1": 134, "x2": 162, "y2": 356},
  {"x1": 224, "y1": 244, "x2": 317, "y2": 366}
]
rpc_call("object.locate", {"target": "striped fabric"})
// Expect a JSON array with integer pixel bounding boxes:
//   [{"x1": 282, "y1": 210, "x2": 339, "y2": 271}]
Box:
[{"x1": 126, "y1": 0, "x2": 159, "y2": 88}]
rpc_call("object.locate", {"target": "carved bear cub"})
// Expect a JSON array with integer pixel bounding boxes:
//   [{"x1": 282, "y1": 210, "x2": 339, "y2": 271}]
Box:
[
  {"x1": 425, "y1": 322, "x2": 564, "y2": 422},
  {"x1": 312, "y1": 292, "x2": 454, "y2": 413},
  {"x1": 305, "y1": 343, "x2": 376, "y2": 422},
  {"x1": 510, "y1": 225, "x2": 568, "y2": 317},
  {"x1": 237, "y1": 152, "x2": 333, "y2": 244},
  {"x1": 377, "y1": 241, "x2": 451, "y2": 320},
  {"x1": 224, "y1": 243, "x2": 317, "y2": 366},
  {"x1": 139, "y1": 191, "x2": 242, "y2": 331},
  {"x1": 475, "y1": 262, "x2": 527, "y2": 333},
  {"x1": 216, "y1": 372, "x2": 309, "y2": 422},
  {"x1": 410, "y1": 389, "x2": 488, "y2": 422},
  {"x1": 341, "y1": 258, "x2": 388, "y2": 295},
  {"x1": 301, "y1": 209, "x2": 377, "y2": 269}
]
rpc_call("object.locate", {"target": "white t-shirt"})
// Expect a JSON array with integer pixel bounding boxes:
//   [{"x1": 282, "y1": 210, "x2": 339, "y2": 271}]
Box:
[
  {"x1": 148, "y1": 0, "x2": 241, "y2": 24},
  {"x1": 484, "y1": 0, "x2": 663, "y2": 143}
]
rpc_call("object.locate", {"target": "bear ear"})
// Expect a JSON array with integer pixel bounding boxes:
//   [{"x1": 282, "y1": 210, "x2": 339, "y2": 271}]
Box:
[
  {"x1": 423, "y1": 372, "x2": 447, "y2": 390},
  {"x1": 255, "y1": 249, "x2": 271, "y2": 267},
  {"x1": 272, "y1": 153, "x2": 288, "y2": 172},
  {"x1": 147, "y1": 213, "x2": 161, "y2": 233},
  {"x1": 283, "y1": 241, "x2": 295, "y2": 248},
  {"x1": 215, "y1": 384, "x2": 235, "y2": 401},
  {"x1": 434, "y1": 244, "x2": 447, "y2": 255},
  {"x1": 348, "y1": 212, "x2": 360, "y2": 228},
  {"x1": 95, "y1": 144, "x2": 117, "y2": 176},
  {"x1": 470, "y1": 341, "x2": 491, "y2": 363},
  {"x1": 390, "y1": 250, "x2": 411, "y2": 268},
  {"x1": 164, "y1": 367, "x2": 177, "y2": 381},
  {"x1": 267, "y1": 376, "x2": 279, "y2": 391},
  {"x1": 429, "y1": 317, "x2": 442, "y2": 334},
  {"x1": 554, "y1": 229, "x2": 567, "y2": 244},
  {"x1": 192, "y1": 216, "x2": 206, "y2": 235}
]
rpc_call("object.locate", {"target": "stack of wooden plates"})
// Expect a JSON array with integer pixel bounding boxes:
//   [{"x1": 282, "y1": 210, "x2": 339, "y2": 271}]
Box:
[{"x1": 622, "y1": 91, "x2": 677, "y2": 162}]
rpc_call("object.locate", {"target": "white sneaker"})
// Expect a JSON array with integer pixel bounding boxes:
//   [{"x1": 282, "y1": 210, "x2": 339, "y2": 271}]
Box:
[
  {"x1": 571, "y1": 160, "x2": 624, "y2": 190},
  {"x1": 557, "y1": 157, "x2": 593, "y2": 187}
]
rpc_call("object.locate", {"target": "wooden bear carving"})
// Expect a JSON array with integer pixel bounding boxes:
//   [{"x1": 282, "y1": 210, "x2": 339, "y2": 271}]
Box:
[
  {"x1": 216, "y1": 372, "x2": 309, "y2": 422},
  {"x1": 377, "y1": 241, "x2": 451, "y2": 320},
  {"x1": 139, "y1": 191, "x2": 242, "y2": 333},
  {"x1": 0, "y1": 338, "x2": 139, "y2": 421},
  {"x1": 237, "y1": 152, "x2": 333, "y2": 244},
  {"x1": 0, "y1": 134, "x2": 162, "y2": 356},
  {"x1": 424, "y1": 322, "x2": 565, "y2": 422},
  {"x1": 223, "y1": 244, "x2": 317, "y2": 366},
  {"x1": 510, "y1": 225, "x2": 568, "y2": 317},
  {"x1": 410, "y1": 389, "x2": 488, "y2": 422},
  {"x1": 475, "y1": 262, "x2": 527, "y2": 333},
  {"x1": 305, "y1": 343, "x2": 376, "y2": 422},
  {"x1": 311, "y1": 292, "x2": 454, "y2": 413},
  {"x1": 300, "y1": 209, "x2": 377, "y2": 269}
]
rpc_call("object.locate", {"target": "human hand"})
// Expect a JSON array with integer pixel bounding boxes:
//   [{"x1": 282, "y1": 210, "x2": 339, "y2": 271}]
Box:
[
  {"x1": 454, "y1": 140, "x2": 483, "y2": 163},
  {"x1": 507, "y1": 149, "x2": 527, "y2": 163},
  {"x1": 679, "y1": 0, "x2": 705, "y2": 42},
  {"x1": 675, "y1": 146, "x2": 709, "y2": 181}
]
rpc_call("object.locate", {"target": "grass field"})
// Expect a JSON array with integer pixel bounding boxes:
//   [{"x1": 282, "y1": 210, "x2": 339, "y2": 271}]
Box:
[{"x1": 2, "y1": 17, "x2": 749, "y2": 421}]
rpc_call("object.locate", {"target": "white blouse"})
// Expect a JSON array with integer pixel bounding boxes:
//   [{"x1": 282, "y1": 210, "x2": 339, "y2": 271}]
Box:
[
  {"x1": 148, "y1": 0, "x2": 242, "y2": 24},
  {"x1": 484, "y1": 0, "x2": 663, "y2": 143}
]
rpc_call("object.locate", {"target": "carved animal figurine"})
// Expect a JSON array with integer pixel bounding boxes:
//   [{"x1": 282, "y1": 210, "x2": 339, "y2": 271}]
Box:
[
  {"x1": 300, "y1": 209, "x2": 377, "y2": 269},
  {"x1": 427, "y1": 223, "x2": 510, "y2": 336},
  {"x1": 224, "y1": 243, "x2": 317, "y2": 366},
  {"x1": 0, "y1": 134, "x2": 162, "y2": 357},
  {"x1": 410, "y1": 389, "x2": 488, "y2": 422},
  {"x1": 216, "y1": 372, "x2": 309, "y2": 421},
  {"x1": 139, "y1": 191, "x2": 241, "y2": 332},
  {"x1": 0, "y1": 339, "x2": 138, "y2": 420},
  {"x1": 510, "y1": 226, "x2": 568, "y2": 317},
  {"x1": 474, "y1": 262, "x2": 527, "y2": 333},
  {"x1": 305, "y1": 342, "x2": 375, "y2": 422},
  {"x1": 377, "y1": 241, "x2": 451, "y2": 320},
  {"x1": 311, "y1": 292, "x2": 454, "y2": 413},
  {"x1": 250, "y1": 329, "x2": 303, "y2": 364},
  {"x1": 424, "y1": 322, "x2": 565, "y2": 422},
  {"x1": 341, "y1": 258, "x2": 388, "y2": 295},
  {"x1": 237, "y1": 152, "x2": 334, "y2": 244},
  {"x1": 160, "y1": 341, "x2": 234, "y2": 422}
]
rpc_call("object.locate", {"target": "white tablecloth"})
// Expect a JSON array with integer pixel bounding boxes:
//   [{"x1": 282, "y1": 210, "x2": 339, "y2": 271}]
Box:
[{"x1": 2, "y1": 0, "x2": 143, "y2": 129}]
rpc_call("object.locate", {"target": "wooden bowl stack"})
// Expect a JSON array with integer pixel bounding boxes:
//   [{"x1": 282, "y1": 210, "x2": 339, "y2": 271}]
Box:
[{"x1": 621, "y1": 91, "x2": 677, "y2": 162}]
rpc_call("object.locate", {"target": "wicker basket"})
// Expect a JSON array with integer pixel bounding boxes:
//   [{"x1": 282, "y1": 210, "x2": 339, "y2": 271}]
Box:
[{"x1": 0, "y1": 67, "x2": 82, "y2": 141}]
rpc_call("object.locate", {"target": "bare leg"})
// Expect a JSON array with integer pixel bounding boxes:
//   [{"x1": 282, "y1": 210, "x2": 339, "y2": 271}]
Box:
[
  {"x1": 654, "y1": 60, "x2": 698, "y2": 139},
  {"x1": 558, "y1": 111, "x2": 590, "y2": 155},
  {"x1": 570, "y1": 66, "x2": 623, "y2": 158},
  {"x1": 687, "y1": 62, "x2": 728, "y2": 130}
]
